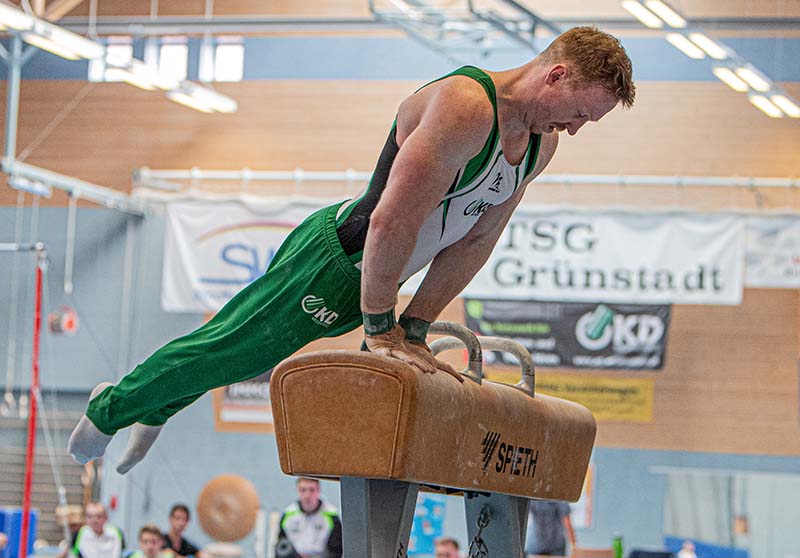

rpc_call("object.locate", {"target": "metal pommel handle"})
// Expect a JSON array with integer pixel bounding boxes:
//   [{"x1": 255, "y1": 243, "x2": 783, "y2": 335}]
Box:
[
  {"x1": 428, "y1": 321, "x2": 483, "y2": 384},
  {"x1": 428, "y1": 323, "x2": 536, "y2": 397},
  {"x1": 475, "y1": 336, "x2": 535, "y2": 397}
]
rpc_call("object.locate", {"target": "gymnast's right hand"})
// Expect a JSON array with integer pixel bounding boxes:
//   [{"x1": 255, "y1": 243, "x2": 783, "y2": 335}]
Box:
[{"x1": 363, "y1": 325, "x2": 437, "y2": 374}]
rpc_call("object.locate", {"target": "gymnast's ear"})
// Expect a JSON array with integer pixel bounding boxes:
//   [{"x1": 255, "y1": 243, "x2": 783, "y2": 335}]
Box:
[{"x1": 545, "y1": 64, "x2": 569, "y2": 86}]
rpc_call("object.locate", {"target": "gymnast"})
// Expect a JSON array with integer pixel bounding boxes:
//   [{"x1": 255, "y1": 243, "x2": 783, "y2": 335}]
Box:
[{"x1": 69, "y1": 26, "x2": 635, "y2": 474}]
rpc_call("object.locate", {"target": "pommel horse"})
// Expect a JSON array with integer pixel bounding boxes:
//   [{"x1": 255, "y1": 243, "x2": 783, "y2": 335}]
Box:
[{"x1": 270, "y1": 322, "x2": 596, "y2": 557}]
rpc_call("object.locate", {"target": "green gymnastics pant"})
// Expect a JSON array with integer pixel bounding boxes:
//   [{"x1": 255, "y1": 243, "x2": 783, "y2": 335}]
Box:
[{"x1": 86, "y1": 202, "x2": 364, "y2": 435}]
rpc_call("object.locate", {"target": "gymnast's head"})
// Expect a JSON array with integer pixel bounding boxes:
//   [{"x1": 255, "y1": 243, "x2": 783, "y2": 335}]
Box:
[{"x1": 520, "y1": 26, "x2": 635, "y2": 136}]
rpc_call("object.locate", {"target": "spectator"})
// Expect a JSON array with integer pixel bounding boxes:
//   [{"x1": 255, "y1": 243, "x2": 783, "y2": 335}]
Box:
[
  {"x1": 434, "y1": 537, "x2": 460, "y2": 558},
  {"x1": 275, "y1": 478, "x2": 342, "y2": 558},
  {"x1": 163, "y1": 504, "x2": 205, "y2": 557},
  {"x1": 56, "y1": 505, "x2": 84, "y2": 558},
  {"x1": 0, "y1": 532, "x2": 8, "y2": 551},
  {"x1": 677, "y1": 540, "x2": 697, "y2": 558},
  {"x1": 131, "y1": 525, "x2": 173, "y2": 558},
  {"x1": 69, "y1": 502, "x2": 125, "y2": 558},
  {"x1": 524, "y1": 501, "x2": 576, "y2": 557}
]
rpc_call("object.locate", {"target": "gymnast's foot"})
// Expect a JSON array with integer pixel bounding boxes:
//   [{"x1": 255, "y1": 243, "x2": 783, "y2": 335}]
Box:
[
  {"x1": 115, "y1": 423, "x2": 163, "y2": 475},
  {"x1": 68, "y1": 382, "x2": 114, "y2": 464}
]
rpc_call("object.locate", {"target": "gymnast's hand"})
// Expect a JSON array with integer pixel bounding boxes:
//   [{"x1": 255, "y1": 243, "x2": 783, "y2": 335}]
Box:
[
  {"x1": 404, "y1": 340, "x2": 464, "y2": 383},
  {"x1": 364, "y1": 325, "x2": 437, "y2": 374}
]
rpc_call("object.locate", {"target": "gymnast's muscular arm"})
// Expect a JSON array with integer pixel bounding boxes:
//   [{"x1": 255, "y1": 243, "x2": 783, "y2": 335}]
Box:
[
  {"x1": 402, "y1": 132, "x2": 559, "y2": 322},
  {"x1": 360, "y1": 78, "x2": 495, "y2": 314}
]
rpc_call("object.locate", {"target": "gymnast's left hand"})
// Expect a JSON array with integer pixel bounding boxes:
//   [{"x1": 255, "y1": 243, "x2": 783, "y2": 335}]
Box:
[
  {"x1": 364, "y1": 325, "x2": 437, "y2": 374},
  {"x1": 405, "y1": 340, "x2": 465, "y2": 383}
]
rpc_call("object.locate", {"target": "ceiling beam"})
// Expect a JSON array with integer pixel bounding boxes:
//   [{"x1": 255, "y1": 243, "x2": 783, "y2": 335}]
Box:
[{"x1": 44, "y1": 0, "x2": 86, "y2": 21}]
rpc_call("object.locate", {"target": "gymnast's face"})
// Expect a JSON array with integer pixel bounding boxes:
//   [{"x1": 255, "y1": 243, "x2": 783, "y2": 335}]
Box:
[
  {"x1": 297, "y1": 479, "x2": 321, "y2": 512},
  {"x1": 533, "y1": 65, "x2": 618, "y2": 136}
]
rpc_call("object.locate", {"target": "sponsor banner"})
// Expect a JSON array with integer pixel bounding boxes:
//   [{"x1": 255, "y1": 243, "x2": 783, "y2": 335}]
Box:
[
  {"x1": 212, "y1": 371, "x2": 274, "y2": 433},
  {"x1": 485, "y1": 369, "x2": 655, "y2": 423},
  {"x1": 465, "y1": 209, "x2": 743, "y2": 305},
  {"x1": 162, "y1": 198, "x2": 327, "y2": 313},
  {"x1": 745, "y1": 216, "x2": 800, "y2": 288},
  {"x1": 465, "y1": 299, "x2": 670, "y2": 370}
]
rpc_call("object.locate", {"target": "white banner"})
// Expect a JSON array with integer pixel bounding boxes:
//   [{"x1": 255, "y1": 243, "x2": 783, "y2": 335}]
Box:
[
  {"x1": 745, "y1": 216, "x2": 800, "y2": 288},
  {"x1": 461, "y1": 209, "x2": 744, "y2": 304},
  {"x1": 162, "y1": 198, "x2": 326, "y2": 312},
  {"x1": 164, "y1": 201, "x2": 746, "y2": 312}
]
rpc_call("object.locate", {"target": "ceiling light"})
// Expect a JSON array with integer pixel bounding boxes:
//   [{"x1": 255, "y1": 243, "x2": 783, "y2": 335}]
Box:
[
  {"x1": 620, "y1": 1, "x2": 663, "y2": 28},
  {"x1": 770, "y1": 94, "x2": 800, "y2": 118},
  {"x1": 166, "y1": 90, "x2": 214, "y2": 113},
  {"x1": 643, "y1": 0, "x2": 686, "y2": 28},
  {"x1": 688, "y1": 33, "x2": 728, "y2": 60},
  {"x1": 712, "y1": 67, "x2": 749, "y2": 92},
  {"x1": 105, "y1": 63, "x2": 157, "y2": 91},
  {"x1": 666, "y1": 33, "x2": 705, "y2": 59},
  {"x1": 192, "y1": 87, "x2": 238, "y2": 113},
  {"x1": 46, "y1": 24, "x2": 104, "y2": 59},
  {"x1": 735, "y1": 66, "x2": 771, "y2": 92},
  {"x1": 0, "y1": 2, "x2": 34, "y2": 30},
  {"x1": 22, "y1": 32, "x2": 79, "y2": 60},
  {"x1": 748, "y1": 95, "x2": 783, "y2": 118}
]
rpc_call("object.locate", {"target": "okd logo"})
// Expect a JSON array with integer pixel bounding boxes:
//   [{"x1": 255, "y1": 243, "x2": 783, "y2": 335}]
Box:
[
  {"x1": 575, "y1": 304, "x2": 664, "y2": 353},
  {"x1": 301, "y1": 295, "x2": 339, "y2": 327},
  {"x1": 480, "y1": 431, "x2": 539, "y2": 479}
]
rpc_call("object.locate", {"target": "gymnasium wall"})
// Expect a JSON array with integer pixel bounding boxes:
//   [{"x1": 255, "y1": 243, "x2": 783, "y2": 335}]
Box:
[{"x1": 2, "y1": 23, "x2": 800, "y2": 556}]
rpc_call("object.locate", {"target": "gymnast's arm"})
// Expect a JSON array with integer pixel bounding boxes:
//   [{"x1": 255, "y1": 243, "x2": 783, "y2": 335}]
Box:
[
  {"x1": 402, "y1": 132, "x2": 559, "y2": 322},
  {"x1": 360, "y1": 80, "x2": 494, "y2": 314}
]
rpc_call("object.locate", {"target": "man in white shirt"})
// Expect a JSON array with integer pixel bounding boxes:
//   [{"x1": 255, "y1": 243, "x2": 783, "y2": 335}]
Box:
[{"x1": 70, "y1": 502, "x2": 125, "y2": 558}]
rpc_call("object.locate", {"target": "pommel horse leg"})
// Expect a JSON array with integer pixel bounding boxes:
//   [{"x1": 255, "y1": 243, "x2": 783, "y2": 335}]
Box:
[
  {"x1": 270, "y1": 322, "x2": 597, "y2": 558},
  {"x1": 464, "y1": 492, "x2": 529, "y2": 557},
  {"x1": 340, "y1": 478, "x2": 419, "y2": 557}
]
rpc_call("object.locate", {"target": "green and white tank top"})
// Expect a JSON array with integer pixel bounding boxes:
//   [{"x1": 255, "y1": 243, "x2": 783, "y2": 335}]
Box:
[{"x1": 335, "y1": 66, "x2": 541, "y2": 281}]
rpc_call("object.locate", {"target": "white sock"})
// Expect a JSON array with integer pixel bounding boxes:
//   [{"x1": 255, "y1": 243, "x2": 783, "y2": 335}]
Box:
[
  {"x1": 115, "y1": 423, "x2": 163, "y2": 475},
  {"x1": 67, "y1": 382, "x2": 114, "y2": 464}
]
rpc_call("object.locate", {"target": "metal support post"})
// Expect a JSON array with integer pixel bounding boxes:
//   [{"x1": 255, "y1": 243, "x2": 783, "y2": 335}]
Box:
[
  {"x1": 464, "y1": 492, "x2": 530, "y2": 558},
  {"x1": 340, "y1": 477, "x2": 419, "y2": 558}
]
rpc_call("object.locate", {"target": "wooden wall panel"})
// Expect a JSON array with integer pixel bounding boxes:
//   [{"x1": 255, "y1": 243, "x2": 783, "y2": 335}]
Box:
[
  {"x1": 1, "y1": 81, "x2": 799, "y2": 208},
  {"x1": 63, "y1": 0, "x2": 372, "y2": 18}
]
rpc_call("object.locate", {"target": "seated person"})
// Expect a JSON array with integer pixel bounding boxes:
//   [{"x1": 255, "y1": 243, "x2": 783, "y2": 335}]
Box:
[
  {"x1": 434, "y1": 537, "x2": 461, "y2": 558},
  {"x1": 70, "y1": 502, "x2": 125, "y2": 558},
  {"x1": 130, "y1": 525, "x2": 173, "y2": 558},
  {"x1": 162, "y1": 504, "x2": 204, "y2": 557},
  {"x1": 275, "y1": 478, "x2": 342, "y2": 558}
]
